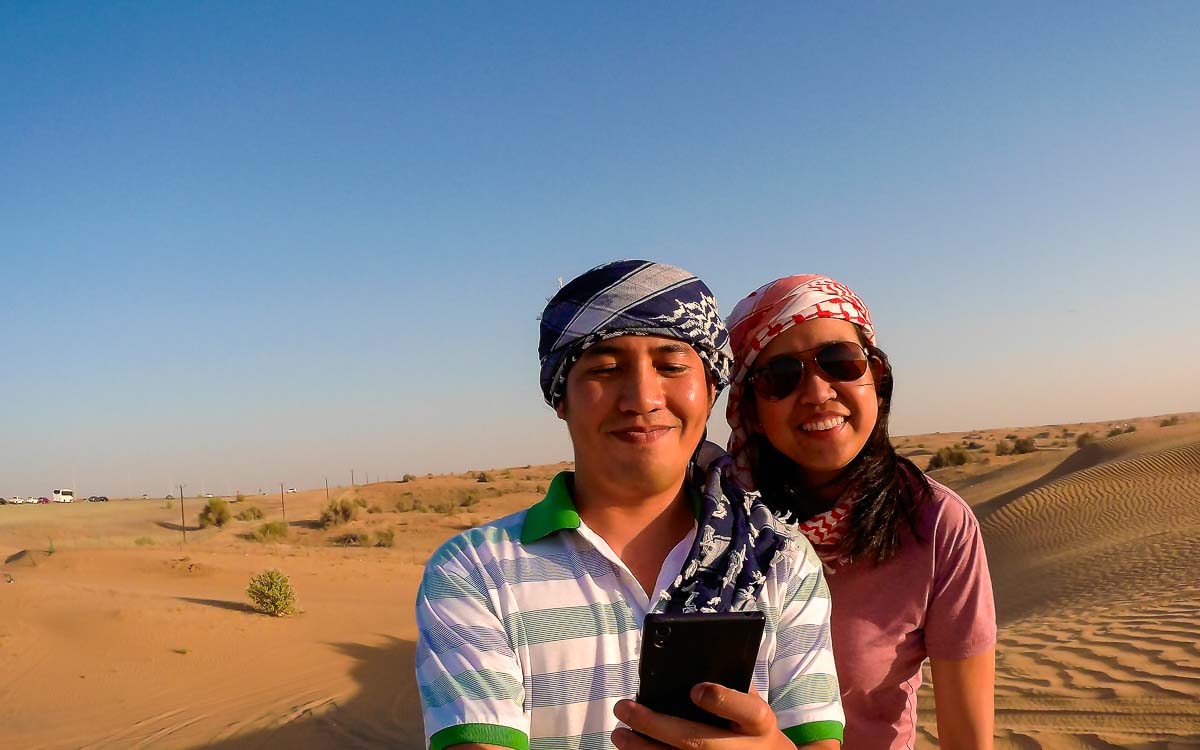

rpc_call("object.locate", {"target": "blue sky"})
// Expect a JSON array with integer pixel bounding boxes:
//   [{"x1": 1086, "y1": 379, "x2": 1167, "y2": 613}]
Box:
[{"x1": 2, "y1": 2, "x2": 1197, "y2": 497}]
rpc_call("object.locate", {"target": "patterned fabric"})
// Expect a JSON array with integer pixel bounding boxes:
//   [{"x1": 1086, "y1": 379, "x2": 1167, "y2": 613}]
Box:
[
  {"x1": 724, "y1": 275, "x2": 876, "y2": 548},
  {"x1": 538, "y1": 259, "x2": 732, "y2": 408},
  {"x1": 664, "y1": 441, "x2": 793, "y2": 613},
  {"x1": 414, "y1": 472, "x2": 845, "y2": 750}
]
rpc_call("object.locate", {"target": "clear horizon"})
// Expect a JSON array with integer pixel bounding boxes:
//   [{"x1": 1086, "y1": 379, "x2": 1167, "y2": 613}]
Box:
[{"x1": 3, "y1": 3, "x2": 1198, "y2": 497}]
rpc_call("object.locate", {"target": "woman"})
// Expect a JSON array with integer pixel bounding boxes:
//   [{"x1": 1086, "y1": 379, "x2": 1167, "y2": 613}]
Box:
[{"x1": 724, "y1": 275, "x2": 996, "y2": 750}]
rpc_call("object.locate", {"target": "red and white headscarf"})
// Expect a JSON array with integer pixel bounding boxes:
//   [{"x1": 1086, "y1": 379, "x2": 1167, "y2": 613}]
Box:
[{"x1": 725, "y1": 275, "x2": 876, "y2": 547}]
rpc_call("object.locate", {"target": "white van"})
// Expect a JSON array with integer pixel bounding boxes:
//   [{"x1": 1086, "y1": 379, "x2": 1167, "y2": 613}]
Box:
[{"x1": 52, "y1": 489, "x2": 75, "y2": 503}]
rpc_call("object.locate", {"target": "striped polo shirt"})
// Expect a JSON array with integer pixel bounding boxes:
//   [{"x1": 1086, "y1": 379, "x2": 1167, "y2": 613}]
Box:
[{"x1": 415, "y1": 472, "x2": 844, "y2": 750}]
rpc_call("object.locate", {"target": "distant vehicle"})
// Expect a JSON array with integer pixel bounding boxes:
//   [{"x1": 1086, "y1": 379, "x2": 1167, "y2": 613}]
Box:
[
  {"x1": 6, "y1": 497, "x2": 23, "y2": 505},
  {"x1": 52, "y1": 489, "x2": 75, "y2": 503},
  {"x1": 141, "y1": 493, "x2": 148, "y2": 499},
  {"x1": 87, "y1": 495, "x2": 109, "y2": 502},
  {"x1": 0, "y1": 498, "x2": 7, "y2": 505},
  {"x1": 203, "y1": 493, "x2": 215, "y2": 499},
  {"x1": 165, "y1": 494, "x2": 174, "y2": 500},
  {"x1": 285, "y1": 488, "x2": 297, "y2": 494},
  {"x1": 37, "y1": 497, "x2": 50, "y2": 504}
]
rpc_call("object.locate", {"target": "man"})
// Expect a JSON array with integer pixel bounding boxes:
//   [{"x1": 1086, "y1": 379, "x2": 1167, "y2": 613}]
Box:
[{"x1": 415, "y1": 260, "x2": 844, "y2": 750}]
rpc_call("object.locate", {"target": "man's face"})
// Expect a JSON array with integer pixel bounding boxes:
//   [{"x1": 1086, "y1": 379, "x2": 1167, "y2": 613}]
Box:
[{"x1": 557, "y1": 335, "x2": 716, "y2": 493}]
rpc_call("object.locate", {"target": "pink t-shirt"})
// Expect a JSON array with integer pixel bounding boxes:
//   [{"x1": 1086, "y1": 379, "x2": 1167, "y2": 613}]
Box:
[{"x1": 815, "y1": 478, "x2": 996, "y2": 750}]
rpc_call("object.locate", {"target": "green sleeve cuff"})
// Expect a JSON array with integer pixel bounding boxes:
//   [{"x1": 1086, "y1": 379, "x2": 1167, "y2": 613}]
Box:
[
  {"x1": 782, "y1": 720, "x2": 844, "y2": 746},
  {"x1": 429, "y1": 723, "x2": 530, "y2": 750}
]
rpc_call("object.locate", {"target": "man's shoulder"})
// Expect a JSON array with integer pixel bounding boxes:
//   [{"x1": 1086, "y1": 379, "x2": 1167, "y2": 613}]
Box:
[{"x1": 425, "y1": 508, "x2": 531, "y2": 570}]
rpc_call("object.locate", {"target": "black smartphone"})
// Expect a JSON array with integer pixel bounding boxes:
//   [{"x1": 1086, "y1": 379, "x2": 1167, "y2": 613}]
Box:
[{"x1": 635, "y1": 611, "x2": 766, "y2": 728}]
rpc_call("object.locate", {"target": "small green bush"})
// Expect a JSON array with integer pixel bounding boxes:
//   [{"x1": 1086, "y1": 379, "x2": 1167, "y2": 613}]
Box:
[
  {"x1": 1160, "y1": 416, "x2": 1181, "y2": 427},
  {"x1": 401, "y1": 473, "x2": 416, "y2": 483},
  {"x1": 476, "y1": 471, "x2": 494, "y2": 483},
  {"x1": 135, "y1": 536, "x2": 154, "y2": 546},
  {"x1": 252, "y1": 521, "x2": 288, "y2": 543},
  {"x1": 1107, "y1": 427, "x2": 1124, "y2": 438},
  {"x1": 374, "y1": 528, "x2": 395, "y2": 548},
  {"x1": 927, "y1": 444, "x2": 970, "y2": 470},
  {"x1": 995, "y1": 439, "x2": 1014, "y2": 456},
  {"x1": 320, "y1": 499, "x2": 358, "y2": 528},
  {"x1": 1076, "y1": 432, "x2": 1095, "y2": 448},
  {"x1": 236, "y1": 506, "x2": 264, "y2": 521},
  {"x1": 199, "y1": 498, "x2": 232, "y2": 528},
  {"x1": 1012, "y1": 437, "x2": 1037, "y2": 454},
  {"x1": 352, "y1": 497, "x2": 368, "y2": 508},
  {"x1": 246, "y1": 569, "x2": 296, "y2": 616}
]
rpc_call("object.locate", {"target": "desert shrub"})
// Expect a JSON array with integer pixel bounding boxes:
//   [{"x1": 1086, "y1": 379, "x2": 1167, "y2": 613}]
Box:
[
  {"x1": 1004, "y1": 433, "x2": 1018, "y2": 441},
  {"x1": 401, "y1": 473, "x2": 416, "y2": 483},
  {"x1": 394, "y1": 498, "x2": 413, "y2": 513},
  {"x1": 374, "y1": 528, "x2": 395, "y2": 548},
  {"x1": 965, "y1": 441, "x2": 984, "y2": 450},
  {"x1": 333, "y1": 532, "x2": 370, "y2": 547},
  {"x1": 1160, "y1": 416, "x2": 1181, "y2": 427},
  {"x1": 236, "y1": 506, "x2": 264, "y2": 521},
  {"x1": 459, "y1": 491, "x2": 480, "y2": 508},
  {"x1": 995, "y1": 439, "x2": 1015, "y2": 456},
  {"x1": 368, "y1": 504, "x2": 382, "y2": 514},
  {"x1": 476, "y1": 471, "x2": 493, "y2": 483},
  {"x1": 246, "y1": 569, "x2": 296, "y2": 616},
  {"x1": 164, "y1": 500, "x2": 174, "y2": 510},
  {"x1": 1106, "y1": 427, "x2": 1123, "y2": 438},
  {"x1": 1034, "y1": 431, "x2": 1050, "y2": 439},
  {"x1": 235, "y1": 493, "x2": 246, "y2": 503},
  {"x1": 1012, "y1": 438, "x2": 1037, "y2": 454},
  {"x1": 135, "y1": 536, "x2": 154, "y2": 546},
  {"x1": 535, "y1": 484, "x2": 546, "y2": 493},
  {"x1": 927, "y1": 444, "x2": 970, "y2": 470},
  {"x1": 199, "y1": 498, "x2": 232, "y2": 528},
  {"x1": 1076, "y1": 432, "x2": 1095, "y2": 448},
  {"x1": 1124, "y1": 424, "x2": 1136, "y2": 434},
  {"x1": 252, "y1": 521, "x2": 288, "y2": 543},
  {"x1": 320, "y1": 499, "x2": 358, "y2": 528}
]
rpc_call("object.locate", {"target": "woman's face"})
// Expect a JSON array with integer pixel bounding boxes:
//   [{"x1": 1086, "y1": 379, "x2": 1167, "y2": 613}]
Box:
[{"x1": 751, "y1": 318, "x2": 880, "y2": 486}]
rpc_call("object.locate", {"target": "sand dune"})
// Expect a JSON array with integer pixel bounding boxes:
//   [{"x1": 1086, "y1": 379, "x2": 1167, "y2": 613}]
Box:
[{"x1": 2, "y1": 418, "x2": 1198, "y2": 748}]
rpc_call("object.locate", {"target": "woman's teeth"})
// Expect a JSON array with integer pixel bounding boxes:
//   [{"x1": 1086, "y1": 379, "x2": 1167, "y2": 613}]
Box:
[{"x1": 800, "y1": 416, "x2": 846, "y2": 432}]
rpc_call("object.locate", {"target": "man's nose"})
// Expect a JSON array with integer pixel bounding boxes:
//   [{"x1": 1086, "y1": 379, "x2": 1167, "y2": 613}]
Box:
[{"x1": 618, "y1": 361, "x2": 666, "y2": 412}]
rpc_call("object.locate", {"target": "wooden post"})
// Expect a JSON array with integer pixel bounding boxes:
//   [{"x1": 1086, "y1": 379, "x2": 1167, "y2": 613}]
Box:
[
  {"x1": 179, "y1": 485, "x2": 186, "y2": 544},
  {"x1": 280, "y1": 482, "x2": 287, "y2": 520}
]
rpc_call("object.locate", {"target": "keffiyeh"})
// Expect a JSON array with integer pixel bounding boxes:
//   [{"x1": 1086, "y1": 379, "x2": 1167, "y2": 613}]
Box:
[
  {"x1": 538, "y1": 260, "x2": 732, "y2": 408},
  {"x1": 724, "y1": 274, "x2": 876, "y2": 548}
]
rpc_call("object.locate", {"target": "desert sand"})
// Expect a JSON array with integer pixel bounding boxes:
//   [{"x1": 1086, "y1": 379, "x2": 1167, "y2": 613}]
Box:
[{"x1": 1, "y1": 416, "x2": 1197, "y2": 749}]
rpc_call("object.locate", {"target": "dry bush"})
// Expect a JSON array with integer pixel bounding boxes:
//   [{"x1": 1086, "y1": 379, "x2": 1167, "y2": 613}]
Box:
[
  {"x1": 252, "y1": 521, "x2": 288, "y2": 543},
  {"x1": 927, "y1": 444, "x2": 970, "y2": 470},
  {"x1": 374, "y1": 528, "x2": 395, "y2": 548},
  {"x1": 236, "y1": 506, "x2": 264, "y2": 521},
  {"x1": 333, "y1": 532, "x2": 370, "y2": 547},
  {"x1": 320, "y1": 499, "x2": 358, "y2": 528},
  {"x1": 1012, "y1": 437, "x2": 1037, "y2": 454},
  {"x1": 995, "y1": 439, "x2": 1014, "y2": 456},
  {"x1": 199, "y1": 498, "x2": 232, "y2": 528},
  {"x1": 1076, "y1": 432, "x2": 1095, "y2": 448},
  {"x1": 1160, "y1": 416, "x2": 1181, "y2": 427}
]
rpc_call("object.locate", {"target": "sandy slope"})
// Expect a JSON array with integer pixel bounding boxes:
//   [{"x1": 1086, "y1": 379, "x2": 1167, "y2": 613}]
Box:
[{"x1": 2, "y1": 418, "x2": 1198, "y2": 749}]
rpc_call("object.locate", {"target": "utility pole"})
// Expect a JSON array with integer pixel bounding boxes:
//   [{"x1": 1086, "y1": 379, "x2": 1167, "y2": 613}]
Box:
[
  {"x1": 280, "y1": 482, "x2": 287, "y2": 520},
  {"x1": 350, "y1": 469, "x2": 355, "y2": 487},
  {"x1": 179, "y1": 485, "x2": 187, "y2": 544}
]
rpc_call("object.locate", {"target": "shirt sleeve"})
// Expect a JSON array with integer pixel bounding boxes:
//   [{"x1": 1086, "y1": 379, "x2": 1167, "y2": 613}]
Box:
[
  {"x1": 415, "y1": 541, "x2": 530, "y2": 750},
  {"x1": 770, "y1": 541, "x2": 845, "y2": 746},
  {"x1": 923, "y1": 485, "x2": 998, "y2": 661}
]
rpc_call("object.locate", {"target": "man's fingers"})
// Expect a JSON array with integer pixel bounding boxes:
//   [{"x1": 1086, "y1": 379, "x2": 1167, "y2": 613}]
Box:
[
  {"x1": 613, "y1": 698, "x2": 726, "y2": 747},
  {"x1": 689, "y1": 683, "x2": 776, "y2": 732}
]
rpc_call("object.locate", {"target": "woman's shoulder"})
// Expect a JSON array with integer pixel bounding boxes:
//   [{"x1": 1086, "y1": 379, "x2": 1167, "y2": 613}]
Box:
[{"x1": 915, "y1": 475, "x2": 984, "y2": 544}]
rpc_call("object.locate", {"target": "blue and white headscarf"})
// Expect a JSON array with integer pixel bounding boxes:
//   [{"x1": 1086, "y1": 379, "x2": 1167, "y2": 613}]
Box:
[
  {"x1": 538, "y1": 259, "x2": 732, "y2": 408},
  {"x1": 537, "y1": 260, "x2": 793, "y2": 613}
]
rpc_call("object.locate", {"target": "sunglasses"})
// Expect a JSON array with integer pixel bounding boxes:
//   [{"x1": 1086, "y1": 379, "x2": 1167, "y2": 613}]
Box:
[{"x1": 748, "y1": 341, "x2": 876, "y2": 401}]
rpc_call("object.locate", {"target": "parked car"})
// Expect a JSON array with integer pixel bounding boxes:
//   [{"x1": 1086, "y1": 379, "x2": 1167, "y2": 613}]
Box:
[
  {"x1": 285, "y1": 488, "x2": 297, "y2": 494},
  {"x1": 203, "y1": 493, "x2": 215, "y2": 499},
  {"x1": 97, "y1": 495, "x2": 109, "y2": 502},
  {"x1": 165, "y1": 494, "x2": 174, "y2": 500},
  {"x1": 6, "y1": 497, "x2": 23, "y2": 505},
  {"x1": 37, "y1": 497, "x2": 50, "y2": 504}
]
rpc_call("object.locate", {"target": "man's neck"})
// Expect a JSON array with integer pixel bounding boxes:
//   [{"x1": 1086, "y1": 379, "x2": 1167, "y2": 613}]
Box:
[{"x1": 570, "y1": 464, "x2": 695, "y2": 597}]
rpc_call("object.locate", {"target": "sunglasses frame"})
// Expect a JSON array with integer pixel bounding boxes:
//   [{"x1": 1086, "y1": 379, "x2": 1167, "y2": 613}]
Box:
[{"x1": 747, "y1": 341, "x2": 880, "y2": 401}]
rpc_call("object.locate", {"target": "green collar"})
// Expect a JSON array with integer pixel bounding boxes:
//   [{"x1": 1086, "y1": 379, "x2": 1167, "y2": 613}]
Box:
[{"x1": 520, "y1": 470, "x2": 704, "y2": 544}]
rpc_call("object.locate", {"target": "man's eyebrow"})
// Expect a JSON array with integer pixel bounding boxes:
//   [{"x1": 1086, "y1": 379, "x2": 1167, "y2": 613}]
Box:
[{"x1": 581, "y1": 341, "x2": 692, "y2": 358}]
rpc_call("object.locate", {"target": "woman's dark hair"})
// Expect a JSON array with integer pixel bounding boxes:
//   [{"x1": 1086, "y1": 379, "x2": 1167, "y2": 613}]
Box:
[{"x1": 742, "y1": 341, "x2": 933, "y2": 565}]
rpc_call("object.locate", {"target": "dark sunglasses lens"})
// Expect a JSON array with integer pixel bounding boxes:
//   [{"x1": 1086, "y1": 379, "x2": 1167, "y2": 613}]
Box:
[
  {"x1": 816, "y1": 342, "x2": 869, "y2": 381},
  {"x1": 754, "y1": 356, "x2": 805, "y2": 400}
]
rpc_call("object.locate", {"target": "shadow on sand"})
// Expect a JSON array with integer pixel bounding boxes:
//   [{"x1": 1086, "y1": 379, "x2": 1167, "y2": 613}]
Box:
[
  {"x1": 192, "y1": 637, "x2": 424, "y2": 750},
  {"x1": 178, "y1": 597, "x2": 259, "y2": 614},
  {"x1": 288, "y1": 519, "x2": 324, "y2": 530},
  {"x1": 156, "y1": 520, "x2": 203, "y2": 532}
]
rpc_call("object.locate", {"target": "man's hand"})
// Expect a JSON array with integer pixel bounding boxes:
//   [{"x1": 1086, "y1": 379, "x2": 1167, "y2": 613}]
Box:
[{"x1": 611, "y1": 682, "x2": 837, "y2": 749}]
